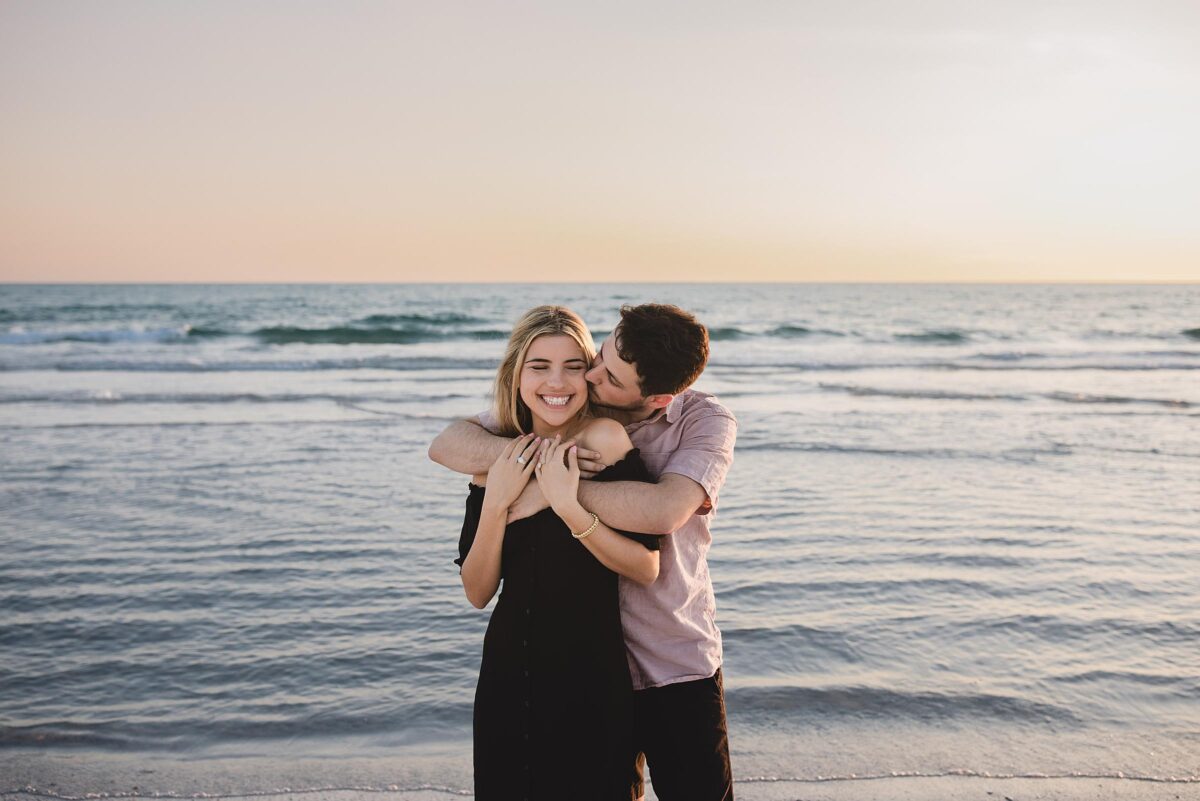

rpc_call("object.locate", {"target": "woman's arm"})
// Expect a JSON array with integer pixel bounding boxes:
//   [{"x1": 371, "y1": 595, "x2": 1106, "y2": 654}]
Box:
[
  {"x1": 460, "y1": 502, "x2": 507, "y2": 608},
  {"x1": 556, "y1": 502, "x2": 660, "y2": 585},
  {"x1": 458, "y1": 434, "x2": 541, "y2": 608},
  {"x1": 538, "y1": 423, "x2": 661, "y2": 584}
]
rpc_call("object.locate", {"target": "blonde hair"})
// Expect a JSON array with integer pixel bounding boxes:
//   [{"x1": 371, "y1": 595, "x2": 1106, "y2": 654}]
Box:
[{"x1": 492, "y1": 306, "x2": 596, "y2": 436}]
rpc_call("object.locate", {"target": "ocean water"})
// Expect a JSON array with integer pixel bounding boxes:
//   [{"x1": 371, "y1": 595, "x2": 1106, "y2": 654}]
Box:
[{"x1": 1, "y1": 283, "x2": 1199, "y2": 796}]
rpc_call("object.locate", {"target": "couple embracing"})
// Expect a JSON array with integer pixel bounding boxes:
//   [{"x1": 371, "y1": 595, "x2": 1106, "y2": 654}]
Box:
[{"x1": 429, "y1": 303, "x2": 736, "y2": 801}]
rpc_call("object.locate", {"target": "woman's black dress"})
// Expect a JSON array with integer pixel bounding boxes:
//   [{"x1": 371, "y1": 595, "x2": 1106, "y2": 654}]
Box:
[{"x1": 456, "y1": 449, "x2": 658, "y2": 801}]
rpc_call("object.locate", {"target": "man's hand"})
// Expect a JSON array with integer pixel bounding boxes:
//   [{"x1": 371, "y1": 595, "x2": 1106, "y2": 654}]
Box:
[
  {"x1": 575, "y1": 446, "x2": 607, "y2": 479},
  {"x1": 507, "y1": 478, "x2": 551, "y2": 523}
]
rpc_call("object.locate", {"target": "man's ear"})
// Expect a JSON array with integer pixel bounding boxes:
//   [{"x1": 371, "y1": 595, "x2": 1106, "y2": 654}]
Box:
[{"x1": 645, "y1": 393, "x2": 674, "y2": 410}]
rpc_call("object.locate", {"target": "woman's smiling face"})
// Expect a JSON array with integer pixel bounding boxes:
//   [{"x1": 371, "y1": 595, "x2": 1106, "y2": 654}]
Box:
[{"x1": 519, "y1": 334, "x2": 589, "y2": 431}]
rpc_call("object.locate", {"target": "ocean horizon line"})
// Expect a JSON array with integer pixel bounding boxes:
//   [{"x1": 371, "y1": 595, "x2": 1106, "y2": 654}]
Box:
[{"x1": 3, "y1": 279, "x2": 1200, "y2": 287}]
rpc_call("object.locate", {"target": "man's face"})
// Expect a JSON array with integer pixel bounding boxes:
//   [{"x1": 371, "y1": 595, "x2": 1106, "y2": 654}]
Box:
[{"x1": 585, "y1": 332, "x2": 648, "y2": 412}]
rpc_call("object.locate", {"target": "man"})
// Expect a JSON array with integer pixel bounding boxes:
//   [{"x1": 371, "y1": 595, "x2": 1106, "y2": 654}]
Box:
[{"x1": 429, "y1": 303, "x2": 737, "y2": 801}]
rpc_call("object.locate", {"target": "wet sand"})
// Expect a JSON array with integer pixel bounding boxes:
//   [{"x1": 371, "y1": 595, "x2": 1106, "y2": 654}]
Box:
[{"x1": 3, "y1": 751, "x2": 1197, "y2": 801}]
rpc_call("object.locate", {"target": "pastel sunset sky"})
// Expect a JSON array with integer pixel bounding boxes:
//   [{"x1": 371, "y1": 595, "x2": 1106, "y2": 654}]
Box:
[{"x1": 2, "y1": 1, "x2": 1198, "y2": 283}]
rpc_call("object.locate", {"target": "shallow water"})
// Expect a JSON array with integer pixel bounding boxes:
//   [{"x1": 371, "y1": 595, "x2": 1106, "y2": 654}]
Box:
[{"x1": 2, "y1": 283, "x2": 1198, "y2": 792}]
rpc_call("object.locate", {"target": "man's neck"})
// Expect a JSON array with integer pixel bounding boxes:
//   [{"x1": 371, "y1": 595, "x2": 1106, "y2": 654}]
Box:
[{"x1": 598, "y1": 402, "x2": 663, "y2": 426}]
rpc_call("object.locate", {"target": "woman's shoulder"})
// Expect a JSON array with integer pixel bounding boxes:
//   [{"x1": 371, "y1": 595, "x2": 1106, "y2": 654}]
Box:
[{"x1": 576, "y1": 417, "x2": 633, "y2": 463}]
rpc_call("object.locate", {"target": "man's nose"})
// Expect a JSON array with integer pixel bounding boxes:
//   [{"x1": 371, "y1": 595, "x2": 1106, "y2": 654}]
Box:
[{"x1": 584, "y1": 364, "x2": 603, "y2": 384}]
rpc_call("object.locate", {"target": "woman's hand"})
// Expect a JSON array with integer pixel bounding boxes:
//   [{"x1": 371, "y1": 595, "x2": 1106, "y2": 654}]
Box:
[
  {"x1": 535, "y1": 435, "x2": 582, "y2": 518},
  {"x1": 481, "y1": 434, "x2": 540, "y2": 513}
]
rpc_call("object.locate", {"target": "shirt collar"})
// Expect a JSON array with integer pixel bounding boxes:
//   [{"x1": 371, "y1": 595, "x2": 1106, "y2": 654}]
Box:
[
  {"x1": 627, "y1": 391, "x2": 685, "y2": 431},
  {"x1": 664, "y1": 392, "x2": 686, "y2": 422}
]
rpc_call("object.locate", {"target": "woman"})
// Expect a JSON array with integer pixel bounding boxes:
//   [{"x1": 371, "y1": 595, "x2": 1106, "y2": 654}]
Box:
[{"x1": 455, "y1": 305, "x2": 659, "y2": 800}]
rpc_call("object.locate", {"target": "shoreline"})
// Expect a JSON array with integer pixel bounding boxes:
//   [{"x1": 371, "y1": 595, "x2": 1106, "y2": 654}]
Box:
[
  {"x1": 4, "y1": 779, "x2": 1197, "y2": 801},
  {"x1": 3, "y1": 751, "x2": 1197, "y2": 801}
]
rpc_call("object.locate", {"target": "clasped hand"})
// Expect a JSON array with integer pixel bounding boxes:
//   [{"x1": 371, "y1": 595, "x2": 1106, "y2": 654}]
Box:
[
  {"x1": 535, "y1": 434, "x2": 582, "y2": 516},
  {"x1": 481, "y1": 434, "x2": 540, "y2": 513}
]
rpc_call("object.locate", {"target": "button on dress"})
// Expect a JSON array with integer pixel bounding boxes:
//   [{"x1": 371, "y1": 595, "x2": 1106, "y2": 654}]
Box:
[{"x1": 455, "y1": 450, "x2": 659, "y2": 800}]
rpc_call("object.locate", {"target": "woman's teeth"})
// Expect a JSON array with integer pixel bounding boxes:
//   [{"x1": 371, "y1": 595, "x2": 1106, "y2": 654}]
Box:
[{"x1": 540, "y1": 395, "x2": 572, "y2": 407}]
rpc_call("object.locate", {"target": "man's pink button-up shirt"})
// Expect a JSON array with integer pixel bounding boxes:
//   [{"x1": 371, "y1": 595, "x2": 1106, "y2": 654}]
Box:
[{"x1": 619, "y1": 389, "x2": 736, "y2": 689}]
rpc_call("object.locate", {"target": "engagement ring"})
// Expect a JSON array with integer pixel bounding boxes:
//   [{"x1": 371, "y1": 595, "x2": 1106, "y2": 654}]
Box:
[{"x1": 516, "y1": 456, "x2": 527, "y2": 465}]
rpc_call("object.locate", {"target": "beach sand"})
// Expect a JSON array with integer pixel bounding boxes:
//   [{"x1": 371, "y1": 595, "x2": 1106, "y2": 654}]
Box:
[{"x1": 3, "y1": 751, "x2": 1198, "y2": 801}]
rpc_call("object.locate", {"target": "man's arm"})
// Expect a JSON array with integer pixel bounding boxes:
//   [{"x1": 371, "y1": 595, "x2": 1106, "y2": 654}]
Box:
[
  {"x1": 428, "y1": 418, "x2": 510, "y2": 475},
  {"x1": 577, "y1": 406, "x2": 737, "y2": 535},
  {"x1": 576, "y1": 474, "x2": 709, "y2": 536}
]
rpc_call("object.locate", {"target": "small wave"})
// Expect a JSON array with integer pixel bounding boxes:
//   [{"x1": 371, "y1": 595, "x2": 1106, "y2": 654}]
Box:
[
  {"x1": 0, "y1": 355, "x2": 498, "y2": 373},
  {"x1": 975, "y1": 614, "x2": 1200, "y2": 647},
  {"x1": 0, "y1": 321, "x2": 508, "y2": 347},
  {"x1": 889, "y1": 552, "x2": 1028, "y2": 569},
  {"x1": 734, "y1": 770, "x2": 1200, "y2": 785},
  {"x1": 1049, "y1": 670, "x2": 1200, "y2": 690},
  {"x1": 250, "y1": 326, "x2": 508, "y2": 345},
  {"x1": 735, "y1": 441, "x2": 1068, "y2": 462},
  {"x1": 722, "y1": 577, "x2": 1000, "y2": 604},
  {"x1": 815, "y1": 384, "x2": 1192, "y2": 408},
  {"x1": 709, "y1": 358, "x2": 1200, "y2": 372},
  {"x1": 1, "y1": 785, "x2": 476, "y2": 799},
  {"x1": 1043, "y1": 391, "x2": 1192, "y2": 409},
  {"x1": 819, "y1": 383, "x2": 1028, "y2": 402},
  {"x1": 725, "y1": 683, "x2": 1079, "y2": 723},
  {"x1": 736, "y1": 441, "x2": 976, "y2": 457},
  {"x1": 723, "y1": 622, "x2": 864, "y2": 663},
  {"x1": 0, "y1": 303, "x2": 181, "y2": 324},
  {"x1": 1182, "y1": 327, "x2": 1200, "y2": 340},
  {"x1": 354, "y1": 312, "x2": 487, "y2": 326},
  {"x1": 0, "y1": 415, "x2": 456, "y2": 431},
  {"x1": 691, "y1": 324, "x2": 843, "y2": 341},
  {"x1": 895, "y1": 329, "x2": 970, "y2": 344},
  {"x1": 0, "y1": 390, "x2": 473, "y2": 405},
  {"x1": 0, "y1": 326, "x2": 193, "y2": 345},
  {"x1": 185, "y1": 326, "x2": 229, "y2": 338},
  {"x1": 769, "y1": 324, "x2": 812, "y2": 338},
  {"x1": 707, "y1": 326, "x2": 749, "y2": 341},
  {"x1": 967, "y1": 350, "x2": 1047, "y2": 361},
  {"x1": 0, "y1": 697, "x2": 473, "y2": 751}
]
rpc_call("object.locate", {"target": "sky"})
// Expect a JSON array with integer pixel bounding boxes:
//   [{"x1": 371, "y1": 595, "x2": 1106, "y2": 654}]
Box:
[{"x1": 1, "y1": 1, "x2": 1198, "y2": 283}]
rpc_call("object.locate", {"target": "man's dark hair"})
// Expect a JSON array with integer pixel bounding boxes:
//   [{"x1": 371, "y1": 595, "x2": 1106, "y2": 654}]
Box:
[{"x1": 615, "y1": 303, "x2": 709, "y2": 396}]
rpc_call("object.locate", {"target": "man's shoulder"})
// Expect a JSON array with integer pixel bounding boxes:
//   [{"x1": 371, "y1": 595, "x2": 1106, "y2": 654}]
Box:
[{"x1": 476, "y1": 409, "x2": 501, "y2": 434}]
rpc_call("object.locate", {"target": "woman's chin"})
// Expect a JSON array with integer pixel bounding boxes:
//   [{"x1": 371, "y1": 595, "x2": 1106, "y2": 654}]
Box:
[{"x1": 530, "y1": 400, "x2": 585, "y2": 429}]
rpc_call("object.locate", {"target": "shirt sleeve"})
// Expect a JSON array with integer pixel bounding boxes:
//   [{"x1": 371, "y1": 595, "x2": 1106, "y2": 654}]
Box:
[
  {"x1": 660, "y1": 408, "x2": 737, "y2": 513},
  {"x1": 475, "y1": 409, "x2": 501, "y2": 435}
]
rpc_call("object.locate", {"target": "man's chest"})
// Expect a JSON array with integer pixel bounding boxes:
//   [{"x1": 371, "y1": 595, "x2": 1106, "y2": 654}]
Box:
[{"x1": 628, "y1": 424, "x2": 677, "y2": 478}]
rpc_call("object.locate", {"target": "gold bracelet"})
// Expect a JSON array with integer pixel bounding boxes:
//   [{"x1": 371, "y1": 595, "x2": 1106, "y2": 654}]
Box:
[{"x1": 571, "y1": 512, "x2": 600, "y2": 540}]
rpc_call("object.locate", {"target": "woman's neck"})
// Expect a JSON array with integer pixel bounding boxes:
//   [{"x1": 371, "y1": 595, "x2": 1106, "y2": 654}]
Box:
[{"x1": 531, "y1": 415, "x2": 583, "y2": 440}]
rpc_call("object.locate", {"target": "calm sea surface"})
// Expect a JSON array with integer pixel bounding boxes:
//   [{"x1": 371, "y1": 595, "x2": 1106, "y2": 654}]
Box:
[{"x1": 1, "y1": 283, "x2": 1198, "y2": 794}]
